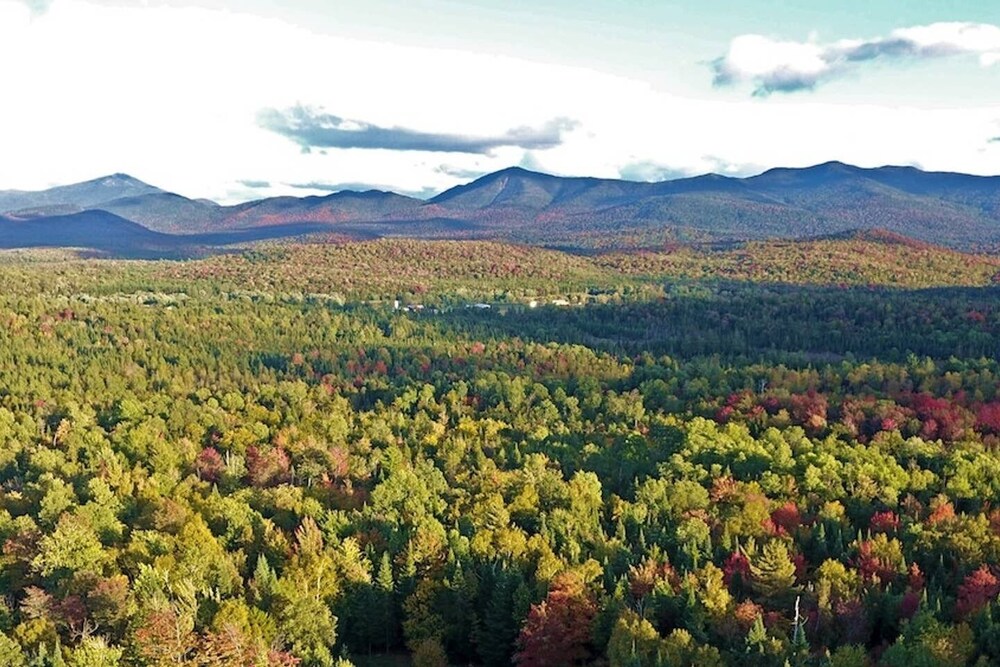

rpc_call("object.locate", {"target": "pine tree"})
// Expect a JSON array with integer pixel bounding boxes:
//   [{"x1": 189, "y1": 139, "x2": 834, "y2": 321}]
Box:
[
  {"x1": 830, "y1": 524, "x2": 845, "y2": 559},
  {"x1": 512, "y1": 576, "x2": 533, "y2": 626},
  {"x1": 28, "y1": 644, "x2": 48, "y2": 667},
  {"x1": 375, "y1": 552, "x2": 397, "y2": 652},
  {"x1": 789, "y1": 596, "x2": 810, "y2": 666},
  {"x1": 751, "y1": 541, "x2": 797, "y2": 603},
  {"x1": 50, "y1": 641, "x2": 66, "y2": 667},
  {"x1": 813, "y1": 523, "x2": 829, "y2": 562},
  {"x1": 477, "y1": 569, "x2": 518, "y2": 667},
  {"x1": 0, "y1": 632, "x2": 25, "y2": 667},
  {"x1": 746, "y1": 615, "x2": 768, "y2": 655},
  {"x1": 251, "y1": 554, "x2": 278, "y2": 609},
  {"x1": 441, "y1": 561, "x2": 478, "y2": 662}
]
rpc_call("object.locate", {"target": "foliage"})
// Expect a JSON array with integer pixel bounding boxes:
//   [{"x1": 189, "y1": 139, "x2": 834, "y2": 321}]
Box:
[{"x1": 0, "y1": 241, "x2": 996, "y2": 666}]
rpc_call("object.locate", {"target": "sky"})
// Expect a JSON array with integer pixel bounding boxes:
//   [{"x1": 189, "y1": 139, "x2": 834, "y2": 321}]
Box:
[{"x1": 1, "y1": 0, "x2": 999, "y2": 202}]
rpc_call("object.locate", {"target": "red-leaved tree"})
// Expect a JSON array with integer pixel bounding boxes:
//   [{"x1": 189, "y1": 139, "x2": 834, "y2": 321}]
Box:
[
  {"x1": 195, "y1": 447, "x2": 225, "y2": 483},
  {"x1": 515, "y1": 572, "x2": 596, "y2": 667},
  {"x1": 956, "y1": 566, "x2": 1000, "y2": 619}
]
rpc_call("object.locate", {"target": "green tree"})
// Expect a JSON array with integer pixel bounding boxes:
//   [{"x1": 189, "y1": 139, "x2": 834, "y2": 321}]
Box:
[
  {"x1": 0, "y1": 631, "x2": 26, "y2": 667},
  {"x1": 65, "y1": 638, "x2": 122, "y2": 667},
  {"x1": 607, "y1": 610, "x2": 660, "y2": 667},
  {"x1": 32, "y1": 515, "x2": 107, "y2": 579},
  {"x1": 750, "y1": 541, "x2": 797, "y2": 603}
]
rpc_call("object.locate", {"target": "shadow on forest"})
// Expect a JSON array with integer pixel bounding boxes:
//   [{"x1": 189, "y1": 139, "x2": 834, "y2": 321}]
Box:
[
  {"x1": 0, "y1": 212, "x2": 347, "y2": 259},
  {"x1": 425, "y1": 282, "x2": 1000, "y2": 363}
]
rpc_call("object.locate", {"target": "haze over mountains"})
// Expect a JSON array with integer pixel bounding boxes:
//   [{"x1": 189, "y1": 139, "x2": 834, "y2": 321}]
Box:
[{"x1": 1, "y1": 163, "x2": 999, "y2": 257}]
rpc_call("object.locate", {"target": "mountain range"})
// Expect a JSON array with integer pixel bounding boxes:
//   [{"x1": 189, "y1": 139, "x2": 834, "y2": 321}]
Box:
[{"x1": 1, "y1": 163, "x2": 999, "y2": 257}]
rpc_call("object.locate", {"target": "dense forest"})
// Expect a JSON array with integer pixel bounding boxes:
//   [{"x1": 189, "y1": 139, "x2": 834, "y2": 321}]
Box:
[{"x1": 0, "y1": 238, "x2": 999, "y2": 666}]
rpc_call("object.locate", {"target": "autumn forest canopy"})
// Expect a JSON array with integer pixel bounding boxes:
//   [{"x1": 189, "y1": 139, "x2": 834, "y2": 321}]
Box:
[{"x1": 0, "y1": 235, "x2": 999, "y2": 667}]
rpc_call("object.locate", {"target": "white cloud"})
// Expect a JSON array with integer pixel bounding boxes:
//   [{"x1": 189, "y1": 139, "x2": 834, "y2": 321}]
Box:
[
  {"x1": 0, "y1": 0, "x2": 643, "y2": 200},
  {"x1": 19, "y1": 0, "x2": 51, "y2": 15},
  {"x1": 0, "y1": 2, "x2": 998, "y2": 203},
  {"x1": 256, "y1": 105, "x2": 578, "y2": 154},
  {"x1": 714, "y1": 22, "x2": 1000, "y2": 95}
]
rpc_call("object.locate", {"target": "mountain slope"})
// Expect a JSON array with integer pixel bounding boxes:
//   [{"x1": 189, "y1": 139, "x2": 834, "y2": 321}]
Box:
[
  {"x1": 429, "y1": 166, "x2": 647, "y2": 211},
  {"x1": 3, "y1": 163, "x2": 1000, "y2": 253},
  {"x1": 0, "y1": 210, "x2": 183, "y2": 257},
  {"x1": 0, "y1": 174, "x2": 163, "y2": 213},
  {"x1": 0, "y1": 211, "x2": 349, "y2": 258},
  {"x1": 97, "y1": 192, "x2": 224, "y2": 233},
  {"x1": 221, "y1": 190, "x2": 426, "y2": 230},
  {"x1": 422, "y1": 163, "x2": 1000, "y2": 250}
]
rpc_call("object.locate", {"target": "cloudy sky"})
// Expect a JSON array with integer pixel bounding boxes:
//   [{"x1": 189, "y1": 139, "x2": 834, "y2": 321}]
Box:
[{"x1": 1, "y1": 0, "x2": 999, "y2": 202}]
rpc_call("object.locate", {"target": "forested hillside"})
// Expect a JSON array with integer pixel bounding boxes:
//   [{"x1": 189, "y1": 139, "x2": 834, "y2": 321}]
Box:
[
  {"x1": 0, "y1": 239, "x2": 998, "y2": 667},
  {"x1": 163, "y1": 235, "x2": 1000, "y2": 298}
]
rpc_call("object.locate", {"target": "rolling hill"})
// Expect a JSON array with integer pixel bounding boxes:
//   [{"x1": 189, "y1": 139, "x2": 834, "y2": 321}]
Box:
[
  {"x1": 1, "y1": 162, "x2": 999, "y2": 254},
  {"x1": 148, "y1": 231, "x2": 1000, "y2": 299},
  {"x1": 596, "y1": 228, "x2": 1000, "y2": 288}
]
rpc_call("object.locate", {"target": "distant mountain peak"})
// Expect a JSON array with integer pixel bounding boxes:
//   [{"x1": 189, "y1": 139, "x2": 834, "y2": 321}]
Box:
[
  {"x1": 756, "y1": 160, "x2": 859, "y2": 178},
  {"x1": 477, "y1": 165, "x2": 561, "y2": 183},
  {"x1": 94, "y1": 173, "x2": 156, "y2": 188},
  {"x1": 0, "y1": 172, "x2": 164, "y2": 217},
  {"x1": 492, "y1": 165, "x2": 536, "y2": 176},
  {"x1": 512, "y1": 165, "x2": 556, "y2": 177},
  {"x1": 326, "y1": 189, "x2": 401, "y2": 199},
  {"x1": 4, "y1": 160, "x2": 1000, "y2": 253}
]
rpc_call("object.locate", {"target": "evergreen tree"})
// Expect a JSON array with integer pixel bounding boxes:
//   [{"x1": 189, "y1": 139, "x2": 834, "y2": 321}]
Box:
[
  {"x1": 374, "y1": 552, "x2": 398, "y2": 652},
  {"x1": 750, "y1": 541, "x2": 798, "y2": 603},
  {"x1": 477, "y1": 569, "x2": 518, "y2": 667}
]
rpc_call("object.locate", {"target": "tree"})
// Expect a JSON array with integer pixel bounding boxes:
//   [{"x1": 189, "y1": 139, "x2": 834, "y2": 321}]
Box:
[
  {"x1": 515, "y1": 573, "x2": 596, "y2": 667},
  {"x1": 194, "y1": 448, "x2": 225, "y2": 483},
  {"x1": 274, "y1": 584, "x2": 337, "y2": 667},
  {"x1": 65, "y1": 637, "x2": 122, "y2": 667},
  {"x1": 0, "y1": 631, "x2": 26, "y2": 667},
  {"x1": 749, "y1": 541, "x2": 797, "y2": 603},
  {"x1": 477, "y1": 568, "x2": 519, "y2": 667},
  {"x1": 250, "y1": 555, "x2": 278, "y2": 609},
  {"x1": 132, "y1": 609, "x2": 196, "y2": 667},
  {"x1": 881, "y1": 612, "x2": 975, "y2": 667},
  {"x1": 742, "y1": 616, "x2": 783, "y2": 667},
  {"x1": 32, "y1": 515, "x2": 107, "y2": 579},
  {"x1": 246, "y1": 447, "x2": 292, "y2": 488},
  {"x1": 827, "y1": 645, "x2": 868, "y2": 667},
  {"x1": 955, "y1": 566, "x2": 1000, "y2": 619},
  {"x1": 411, "y1": 638, "x2": 448, "y2": 667},
  {"x1": 88, "y1": 575, "x2": 132, "y2": 634},
  {"x1": 373, "y1": 552, "x2": 397, "y2": 652},
  {"x1": 660, "y1": 628, "x2": 724, "y2": 667},
  {"x1": 606, "y1": 610, "x2": 660, "y2": 667},
  {"x1": 402, "y1": 579, "x2": 445, "y2": 653},
  {"x1": 194, "y1": 625, "x2": 257, "y2": 667},
  {"x1": 856, "y1": 534, "x2": 906, "y2": 586}
]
